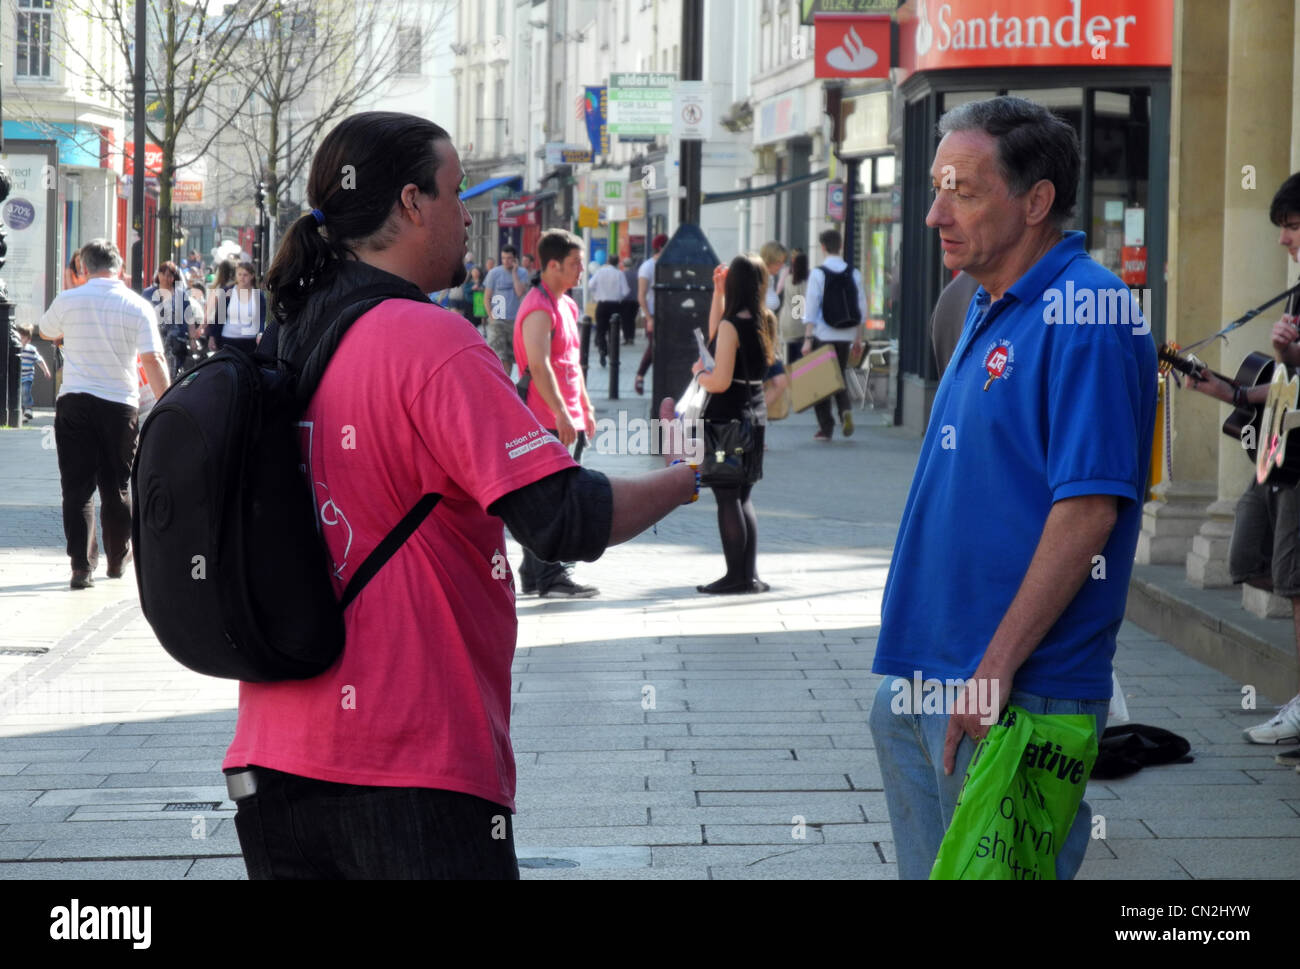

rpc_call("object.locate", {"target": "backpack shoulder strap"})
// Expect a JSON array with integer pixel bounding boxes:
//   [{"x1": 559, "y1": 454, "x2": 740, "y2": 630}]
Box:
[{"x1": 339, "y1": 492, "x2": 442, "y2": 609}]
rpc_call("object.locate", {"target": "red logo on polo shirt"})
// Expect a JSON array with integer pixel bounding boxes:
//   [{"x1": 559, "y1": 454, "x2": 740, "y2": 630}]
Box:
[{"x1": 982, "y1": 339, "x2": 1014, "y2": 391}]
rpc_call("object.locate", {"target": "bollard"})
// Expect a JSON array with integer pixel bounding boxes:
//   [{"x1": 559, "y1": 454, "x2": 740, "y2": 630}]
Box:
[
  {"x1": 2, "y1": 307, "x2": 19, "y2": 428},
  {"x1": 608, "y1": 313, "x2": 621, "y2": 400},
  {"x1": 579, "y1": 314, "x2": 593, "y2": 384}
]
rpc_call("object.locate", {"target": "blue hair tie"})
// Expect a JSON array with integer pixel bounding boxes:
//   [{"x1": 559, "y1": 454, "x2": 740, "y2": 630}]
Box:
[{"x1": 310, "y1": 208, "x2": 325, "y2": 226}]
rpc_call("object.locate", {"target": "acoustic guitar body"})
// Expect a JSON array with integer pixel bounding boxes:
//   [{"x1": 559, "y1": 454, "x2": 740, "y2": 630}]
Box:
[
  {"x1": 1223, "y1": 351, "x2": 1275, "y2": 462},
  {"x1": 1257, "y1": 363, "x2": 1300, "y2": 486}
]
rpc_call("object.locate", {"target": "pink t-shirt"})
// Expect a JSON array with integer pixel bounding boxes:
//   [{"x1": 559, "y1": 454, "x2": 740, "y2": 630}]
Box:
[
  {"x1": 513, "y1": 282, "x2": 584, "y2": 428},
  {"x1": 223, "y1": 299, "x2": 576, "y2": 811}
]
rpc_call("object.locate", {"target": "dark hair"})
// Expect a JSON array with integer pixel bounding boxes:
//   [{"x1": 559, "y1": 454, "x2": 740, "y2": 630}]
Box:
[
  {"x1": 214, "y1": 258, "x2": 238, "y2": 290},
  {"x1": 722, "y1": 254, "x2": 774, "y2": 367},
  {"x1": 157, "y1": 261, "x2": 181, "y2": 286},
  {"x1": 819, "y1": 229, "x2": 842, "y2": 255},
  {"x1": 791, "y1": 250, "x2": 809, "y2": 286},
  {"x1": 1270, "y1": 172, "x2": 1300, "y2": 226},
  {"x1": 501, "y1": 244, "x2": 518, "y2": 258},
  {"x1": 264, "y1": 111, "x2": 451, "y2": 321},
  {"x1": 538, "y1": 228, "x2": 582, "y2": 271},
  {"x1": 236, "y1": 261, "x2": 258, "y2": 287},
  {"x1": 80, "y1": 239, "x2": 122, "y2": 274},
  {"x1": 937, "y1": 95, "x2": 1080, "y2": 224},
  {"x1": 190, "y1": 280, "x2": 207, "y2": 298}
]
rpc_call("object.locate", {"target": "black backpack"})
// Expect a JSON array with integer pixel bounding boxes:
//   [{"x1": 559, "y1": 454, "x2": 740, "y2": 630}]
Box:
[
  {"x1": 820, "y1": 265, "x2": 861, "y2": 329},
  {"x1": 132, "y1": 281, "x2": 438, "y2": 681}
]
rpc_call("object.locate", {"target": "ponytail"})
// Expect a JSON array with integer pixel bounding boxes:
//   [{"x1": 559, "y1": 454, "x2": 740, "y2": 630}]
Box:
[
  {"x1": 264, "y1": 212, "x2": 349, "y2": 321},
  {"x1": 262, "y1": 111, "x2": 451, "y2": 324}
]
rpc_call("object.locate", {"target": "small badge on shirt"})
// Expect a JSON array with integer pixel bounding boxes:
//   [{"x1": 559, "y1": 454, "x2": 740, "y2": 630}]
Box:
[{"x1": 982, "y1": 339, "x2": 1014, "y2": 391}]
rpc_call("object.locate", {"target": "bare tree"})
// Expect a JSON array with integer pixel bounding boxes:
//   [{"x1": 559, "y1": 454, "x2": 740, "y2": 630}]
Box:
[
  {"x1": 56, "y1": 0, "x2": 272, "y2": 258},
  {"x1": 210, "y1": 0, "x2": 455, "y2": 244}
]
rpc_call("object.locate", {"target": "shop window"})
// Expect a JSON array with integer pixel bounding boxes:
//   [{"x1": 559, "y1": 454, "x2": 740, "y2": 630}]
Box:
[{"x1": 17, "y1": 0, "x2": 54, "y2": 78}]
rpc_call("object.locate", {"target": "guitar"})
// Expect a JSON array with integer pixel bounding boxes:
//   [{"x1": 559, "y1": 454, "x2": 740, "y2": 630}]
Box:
[
  {"x1": 1157, "y1": 344, "x2": 1275, "y2": 463},
  {"x1": 1253, "y1": 288, "x2": 1300, "y2": 485}
]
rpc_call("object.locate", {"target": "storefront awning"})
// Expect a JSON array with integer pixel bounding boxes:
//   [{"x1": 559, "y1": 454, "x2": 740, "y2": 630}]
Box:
[
  {"x1": 460, "y1": 175, "x2": 523, "y2": 201},
  {"x1": 703, "y1": 169, "x2": 829, "y2": 205}
]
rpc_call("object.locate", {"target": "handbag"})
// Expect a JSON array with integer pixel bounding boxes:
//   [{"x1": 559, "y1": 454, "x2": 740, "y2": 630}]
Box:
[
  {"x1": 699, "y1": 326, "x2": 760, "y2": 487},
  {"x1": 700, "y1": 418, "x2": 756, "y2": 488}
]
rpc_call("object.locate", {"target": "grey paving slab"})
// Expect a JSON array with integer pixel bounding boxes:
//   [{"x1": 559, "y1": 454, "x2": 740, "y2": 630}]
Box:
[
  {"x1": 521, "y1": 866, "x2": 710, "y2": 880},
  {"x1": 707, "y1": 863, "x2": 895, "y2": 880},
  {"x1": 0, "y1": 774, "x2": 107, "y2": 790},
  {"x1": 701, "y1": 824, "x2": 828, "y2": 845},
  {"x1": 32, "y1": 786, "x2": 230, "y2": 807},
  {"x1": 650, "y1": 843, "x2": 888, "y2": 869},
  {"x1": 0, "y1": 859, "x2": 195, "y2": 879},
  {"x1": 185, "y1": 857, "x2": 247, "y2": 879},
  {"x1": 26, "y1": 837, "x2": 241, "y2": 860},
  {"x1": 504, "y1": 825, "x2": 702, "y2": 847},
  {"x1": 649, "y1": 805, "x2": 867, "y2": 825}
]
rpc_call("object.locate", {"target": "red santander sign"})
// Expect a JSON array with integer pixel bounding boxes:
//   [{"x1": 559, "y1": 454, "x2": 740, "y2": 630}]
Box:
[
  {"x1": 897, "y1": 0, "x2": 1172, "y2": 75},
  {"x1": 123, "y1": 142, "x2": 164, "y2": 178},
  {"x1": 815, "y1": 14, "x2": 891, "y2": 79}
]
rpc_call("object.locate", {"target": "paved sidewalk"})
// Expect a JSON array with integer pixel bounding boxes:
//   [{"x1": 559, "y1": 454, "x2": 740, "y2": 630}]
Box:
[{"x1": 0, "y1": 335, "x2": 1297, "y2": 879}]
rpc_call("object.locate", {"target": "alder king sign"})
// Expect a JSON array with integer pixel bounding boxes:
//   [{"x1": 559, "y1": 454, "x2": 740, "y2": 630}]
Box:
[{"x1": 895, "y1": 0, "x2": 1173, "y2": 76}]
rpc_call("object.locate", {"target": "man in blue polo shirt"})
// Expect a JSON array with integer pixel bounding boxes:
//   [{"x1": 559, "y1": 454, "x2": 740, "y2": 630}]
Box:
[{"x1": 869, "y1": 96, "x2": 1157, "y2": 880}]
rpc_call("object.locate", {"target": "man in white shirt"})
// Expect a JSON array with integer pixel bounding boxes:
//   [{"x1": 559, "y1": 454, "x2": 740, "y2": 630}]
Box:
[
  {"x1": 38, "y1": 239, "x2": 170, "y2": 589},
  {"x1": 589, "y1": 256, "x2": 630, "y2": 367},
  {"x1": 801, "y1": 228, "x2": 866, "y2": 441},
  {"x1": 634, "y1": 233, "x2": 669, "y2": 394}
]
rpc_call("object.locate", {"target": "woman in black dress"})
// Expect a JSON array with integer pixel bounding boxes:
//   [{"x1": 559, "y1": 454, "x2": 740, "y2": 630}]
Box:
[{"x1": 693, "y1": 254, "x2": 774, "y2": 594}]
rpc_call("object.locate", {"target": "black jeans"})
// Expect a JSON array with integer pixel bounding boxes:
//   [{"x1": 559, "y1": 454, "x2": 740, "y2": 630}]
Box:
[
  {"x1": 812, "y1": 338, "x2": 853, "y2": 435},
  {"x1": 520, "y1": 429, "x2": 586, "y2": 589},
  {"x1": 594, "y1": 301, "x2": 619, "y2": 357},
  {"x1": 230, "y1": 766, "x2": 519, "y2": 880},
  {"x1": 54, "y1": 393, "x2": 139, "y2": 573},
  {"x1": 620, "y1": 300, "x2": 639, "y2": 342}
]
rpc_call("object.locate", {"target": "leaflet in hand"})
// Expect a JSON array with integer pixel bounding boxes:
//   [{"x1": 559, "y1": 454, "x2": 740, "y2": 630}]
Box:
[{"x1": 694, "y1": 328, "x2": 715, "y2": 371}]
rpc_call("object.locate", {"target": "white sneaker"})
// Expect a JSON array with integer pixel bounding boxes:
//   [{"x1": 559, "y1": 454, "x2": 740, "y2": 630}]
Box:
[{"x1": 1243, "y1": 693, "x2": 1300, "y2": 744}]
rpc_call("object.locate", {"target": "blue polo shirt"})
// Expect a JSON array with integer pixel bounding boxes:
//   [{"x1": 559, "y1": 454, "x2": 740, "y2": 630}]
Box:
[{"x1": 873, "y1": 232, "x2": 1156, "y2": 700}]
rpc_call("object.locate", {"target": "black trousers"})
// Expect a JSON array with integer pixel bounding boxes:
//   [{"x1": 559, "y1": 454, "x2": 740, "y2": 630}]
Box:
[
  {"x1": 594, "y1": 301, "x2": 620, "y2": 357},
  {"x1": 812, "y1": 338, "x2": 853, "y2": 435},
  {"x1": 54, "y1": 393, "x2": 139, "y2": 573},
  {"x1": 619, "y1": 300, "x2": 639, "y2": 342},
  {"x1": 520, "y1": 430, "x2": 586, "y2": 590},
  {"x1": 230, "y1": 766, "x2": 519, "y2": 880}
]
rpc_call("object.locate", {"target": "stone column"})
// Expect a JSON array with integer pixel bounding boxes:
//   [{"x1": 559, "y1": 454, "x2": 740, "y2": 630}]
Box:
[
  {"x1": 1140, "y1": 0, "x2": 1227, "y2": 567},
  {"x1": 1187, "y1": 0, "x2": 1296, "y2": 602}
]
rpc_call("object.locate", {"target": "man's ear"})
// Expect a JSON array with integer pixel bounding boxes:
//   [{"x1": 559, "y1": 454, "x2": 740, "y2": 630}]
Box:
[
  {"x1": 400, "y1": 183, "x2": 423, "y2": 221},
  {"x1": 1023, "y1": 179, "x2": 1057, "y2": 227}
]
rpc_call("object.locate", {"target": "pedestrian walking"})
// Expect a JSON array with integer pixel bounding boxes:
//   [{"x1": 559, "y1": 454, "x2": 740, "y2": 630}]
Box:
[
  {"x1": 205, "y1": 258, "x2": 238, "y2": 351},
  {"x1": 16, "y1": 324, "x2": 52, "y2": 421},
  {"x1": 513, "y1": 229, "x2": 602, "y2": 599},
  {"x1": 802, "y1": 229, "x2": 865, "y2": 441},
  {"x1": 221, "y1": 262, "x2": 267, "y2": 354},
  {"x1": 225, "y1": 111, "x2": 700, "y2": 880},
  {"x1": 37, "y1": 239, "x2": 170, "y2": 589},
  {"x1": 779, "y1": 250, "x2": 809, "y2": 363},
  {"x1": 618, "y1": 256, "x2": 640, "y2": 345},
  {"x1": 149, "y1": 261, "x2": 204, "y2": 378},
  {"x1": 634, "y1": 233, "x2": 668, "y2": 395},
  {"x1": 590, "y1": 254, "x2": 630, "y2": 367},
  {"x1": 483, "y1": 245, "x2": 529, "y2": 376}
]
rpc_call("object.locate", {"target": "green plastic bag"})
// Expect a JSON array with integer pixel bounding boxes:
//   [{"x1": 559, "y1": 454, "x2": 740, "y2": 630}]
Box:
[{"x1": 930, "y1": 705, "x2": 1099, "y2": 880}]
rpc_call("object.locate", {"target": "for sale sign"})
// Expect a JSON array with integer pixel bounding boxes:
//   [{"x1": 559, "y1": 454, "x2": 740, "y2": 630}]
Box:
[{"x1": 609, "y1": 73, "x2": 676, "y2": 136}]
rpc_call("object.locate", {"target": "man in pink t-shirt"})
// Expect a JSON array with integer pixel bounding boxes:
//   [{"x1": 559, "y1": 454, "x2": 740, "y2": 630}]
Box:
[
  {"x1": 220, "y1": 113, "x2": 702, "y2": 880},
  {"x1": 513, "y1": 229, "x2": 600, "y2": 598}
]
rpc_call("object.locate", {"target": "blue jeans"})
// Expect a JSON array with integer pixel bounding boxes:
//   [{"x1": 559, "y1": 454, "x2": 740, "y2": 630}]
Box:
[
  {"x1": 20, "y1": 377, "x2": 34, "y2": 413},
  {"x1": 229, "y1": 766, "x2": 519, "y2": 879},
  {"x1": 868, "y1": 677, "x2": 1109, "y2": 880}
]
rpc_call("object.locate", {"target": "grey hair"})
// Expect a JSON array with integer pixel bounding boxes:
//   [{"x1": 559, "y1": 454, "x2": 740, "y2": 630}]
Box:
[
  {"x1": 937, "y1": 96, "x2": 1080, "y2": 224},
  {"x1": 79, "y1": 239, "x2": 124, "y2": 274}
]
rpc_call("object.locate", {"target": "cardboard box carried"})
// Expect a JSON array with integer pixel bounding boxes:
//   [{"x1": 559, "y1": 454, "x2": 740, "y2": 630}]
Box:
[{"x1": 790, "y1": 344, "x2": 846, "y2": 412}]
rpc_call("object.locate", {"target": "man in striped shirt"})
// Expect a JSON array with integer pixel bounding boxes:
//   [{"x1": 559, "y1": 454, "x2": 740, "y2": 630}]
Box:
[{"x1": 37, "y1": 240, "x2": 170, "y2": 589}]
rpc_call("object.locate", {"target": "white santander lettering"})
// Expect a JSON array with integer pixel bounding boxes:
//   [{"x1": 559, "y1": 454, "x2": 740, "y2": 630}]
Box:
[{"x1": 931, "y1": 1, "x2": 1139, "y2": 54}]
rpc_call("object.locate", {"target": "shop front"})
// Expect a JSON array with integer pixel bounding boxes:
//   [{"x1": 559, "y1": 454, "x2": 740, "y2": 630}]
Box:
[{"x1": 892, "y1": 0, "x2": 1173, "y2": 433}]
